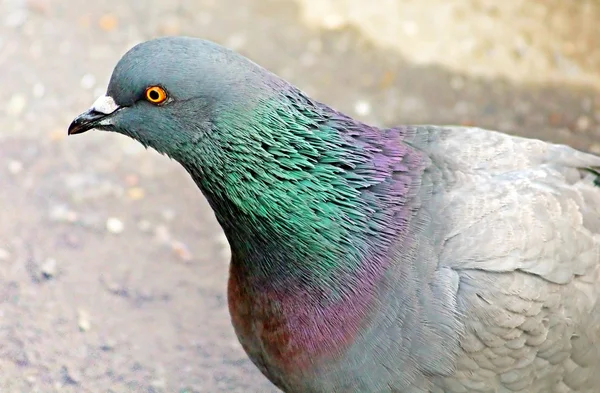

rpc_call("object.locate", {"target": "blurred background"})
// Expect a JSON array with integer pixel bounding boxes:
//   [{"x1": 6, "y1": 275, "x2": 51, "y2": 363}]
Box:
[{"x1": 1, "y1": 0, "x2": 599, "y2": 391}]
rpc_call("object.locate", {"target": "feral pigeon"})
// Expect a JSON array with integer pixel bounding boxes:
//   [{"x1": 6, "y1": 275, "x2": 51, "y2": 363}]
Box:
[{"x1": 68, "y1": 37, "x2": 600, "y2": 393}]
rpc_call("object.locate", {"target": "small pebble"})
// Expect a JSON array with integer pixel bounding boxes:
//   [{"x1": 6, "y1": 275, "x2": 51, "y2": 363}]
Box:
[
  {"x1": 154, "y1": 224, "x2": 171, "y2": 243},
  {"x1": 150, "y1": 377, "x2": 166, "y2": 390},
  {"x1": 60, "y1": 365, "x2": 81, "y2": 385},
  {"x1": 49, "y1": 205, "x2": 78, "y2": 223},
  {"x1": 80, "y1": 74, "x2": 96, "y2": 90},
  {"x1": 32, "y1": 83, "x2": 45, "y2": 98},
  {"x1": 576, "y1": 115, "x2": 590, "y2": 131},
  {"x1": 5, "y1": 10, "x2": 27, "y2": 28},
  {"x1": 77, "y1": 309, "x2": 91, "y2": 332},
  {"x1": 354, "y1": 100, "x2": 371, "y2": 117},
  {"x1": 8, "y1": 160, "x2": 23, "y2": 174},
  {"x1": 98, "y1": 14, "x2": 118, "y2": 31},
  {"x1": 0, "y1": 248, "x2": 10, "y2": 261},
  {"x1": 161, "y1": 209, "x2": 176, "y2": 221},
  {"x1": 106, "y1": 217, "x2": 124, "y2": 234},
  {"x1": 6, "y1": 94, "x2": 27, "y2": 117},
  {"x1": 171, "y1": 240, "x2": 192, "y2": 262},
  {"x1": 41, "y1": 258, "x2": 57, "y2": 279},
  {"x1": 127, "y1": 187, "x2": 145, "y2": 200}
]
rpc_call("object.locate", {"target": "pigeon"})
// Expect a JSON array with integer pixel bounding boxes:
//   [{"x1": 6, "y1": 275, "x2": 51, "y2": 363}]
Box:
[{"x1": 68, "y1": 37, "x2": 600, "y2": 393}]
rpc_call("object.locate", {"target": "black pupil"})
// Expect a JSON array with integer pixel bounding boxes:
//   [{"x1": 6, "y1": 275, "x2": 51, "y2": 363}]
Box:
[{"x1": 149, "y1": 89, "x2": 160, "y2": 101}]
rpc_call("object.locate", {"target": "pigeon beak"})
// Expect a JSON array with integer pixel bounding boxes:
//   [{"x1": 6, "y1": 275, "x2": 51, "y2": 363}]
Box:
[{"x1": 68, "y1": 95, "x2": 120, "y2": 135}]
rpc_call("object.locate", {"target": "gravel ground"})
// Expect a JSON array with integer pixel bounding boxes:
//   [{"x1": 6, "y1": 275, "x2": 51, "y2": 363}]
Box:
[{"x1": 1, "y1": 0, "x2": 599, "y2": 392}]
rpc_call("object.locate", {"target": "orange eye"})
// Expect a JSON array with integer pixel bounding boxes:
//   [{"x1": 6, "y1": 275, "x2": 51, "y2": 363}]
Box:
[{"x1": 145, "y1": 86, "x2": 167, "y2": 104}]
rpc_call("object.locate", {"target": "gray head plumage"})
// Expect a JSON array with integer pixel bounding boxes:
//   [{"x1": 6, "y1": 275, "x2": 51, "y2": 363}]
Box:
[
  {"x1": 68, "y1": 36, "x2": 284, "y2": 156},
  {"x1": 107, "y1": 36, "x2": 274, "y2": 106}
]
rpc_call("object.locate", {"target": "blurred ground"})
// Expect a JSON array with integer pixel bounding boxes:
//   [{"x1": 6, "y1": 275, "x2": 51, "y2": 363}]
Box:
[
  {"x1": 0, "y1": 0, "x2": 599, "y2": 392},
  {"x1": 298, "y1": 0, "x2": 600, "y2": 88}
]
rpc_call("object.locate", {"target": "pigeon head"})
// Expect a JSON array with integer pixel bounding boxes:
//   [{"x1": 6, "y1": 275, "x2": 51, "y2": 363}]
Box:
[{"x1": 68, "y1": 36, "x2": 282, "y2": 159}]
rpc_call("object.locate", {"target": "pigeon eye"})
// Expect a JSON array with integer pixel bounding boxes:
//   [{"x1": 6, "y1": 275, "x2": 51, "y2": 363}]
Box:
[{"x1": 145, "y1": 86, "x2": 167, "y2": 104}]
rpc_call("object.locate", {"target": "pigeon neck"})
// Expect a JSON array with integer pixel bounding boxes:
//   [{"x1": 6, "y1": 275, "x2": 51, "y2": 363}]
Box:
[
  {"x1": 199, "y1": 96, "x2": 430, "y2": 372},
  {"x1": 188, "y1": 90, "x2": 428, "y2": 291}
]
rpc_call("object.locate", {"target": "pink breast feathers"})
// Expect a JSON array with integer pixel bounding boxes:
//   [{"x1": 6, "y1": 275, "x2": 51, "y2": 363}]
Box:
[{"x1": 228, "y1": 270, "x2": 377, "y2": 375}]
